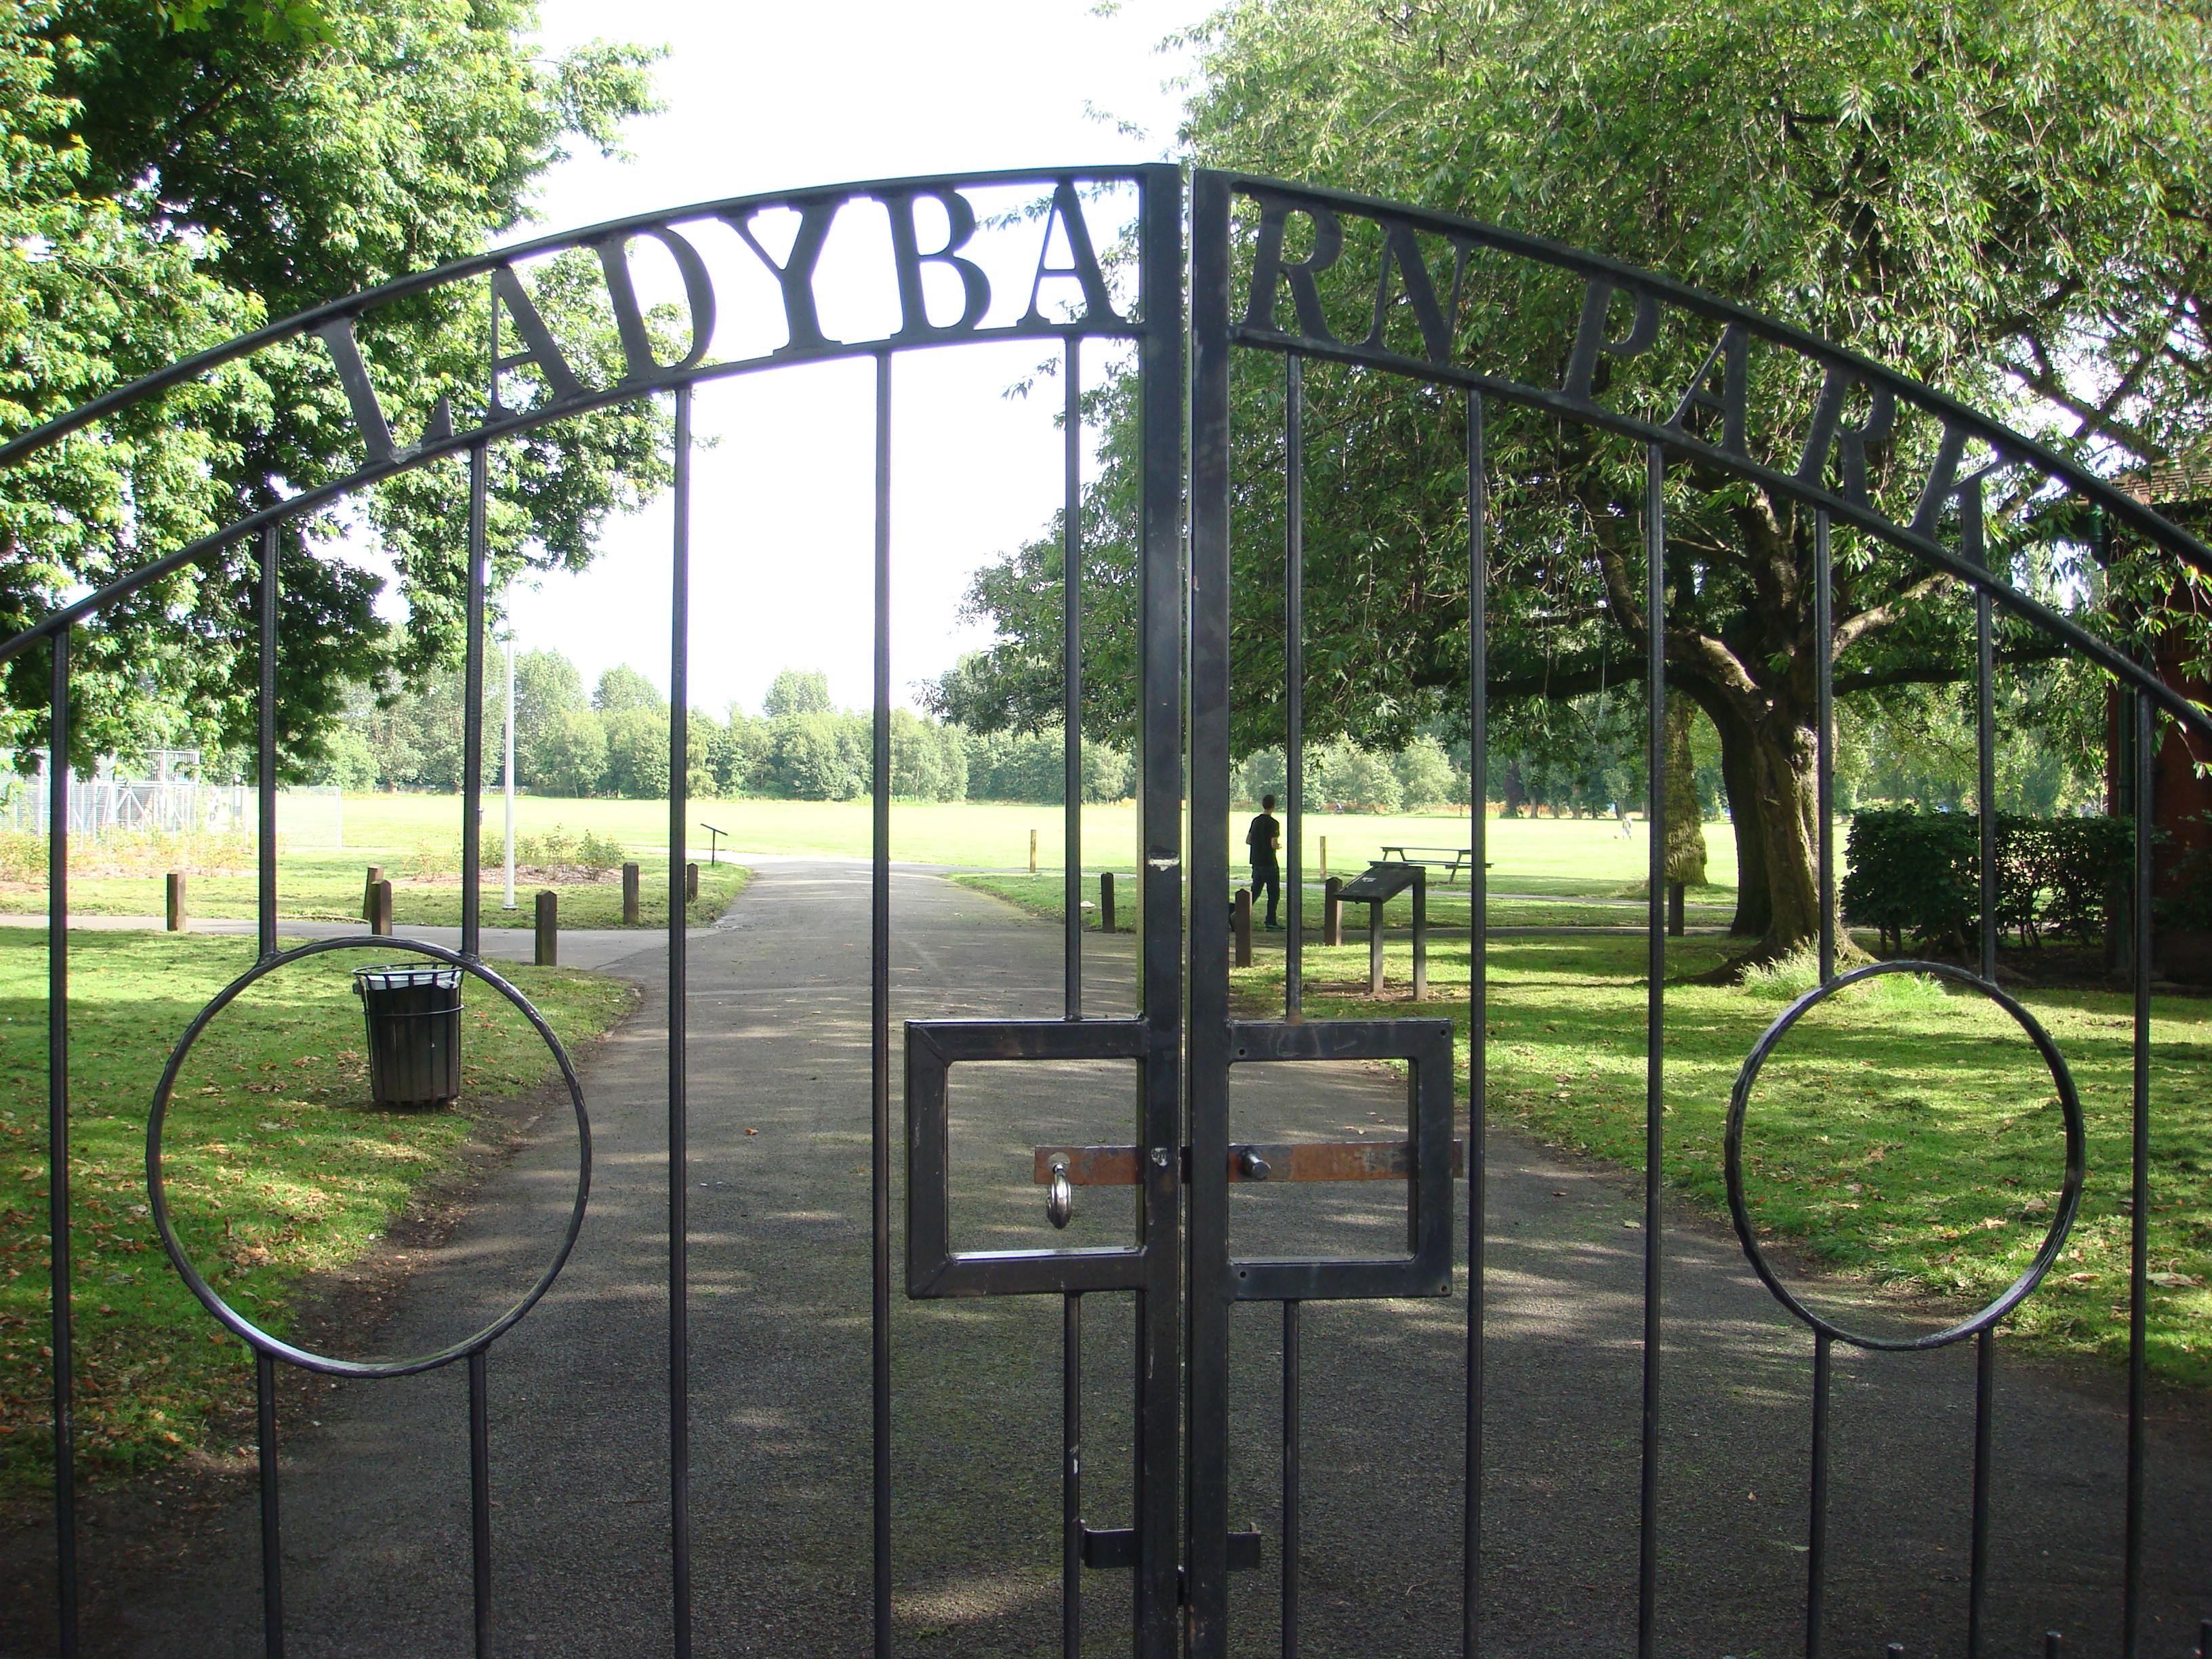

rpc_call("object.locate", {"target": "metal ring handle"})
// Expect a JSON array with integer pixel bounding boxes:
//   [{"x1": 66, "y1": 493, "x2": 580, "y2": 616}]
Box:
[{"x1": 1046, "y1": 1161, "x2": 1074, "y2": 1230}]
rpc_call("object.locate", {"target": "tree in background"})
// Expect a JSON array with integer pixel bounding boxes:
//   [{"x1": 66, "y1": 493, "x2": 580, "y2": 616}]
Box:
[
  {"x1": 949, "y1": 0, "x2": 2212, "y2": 970},
  {"x1": 762, "y1": 668, "x2": 836, "y2": 719},
  {"x1": 512, "y1": 650, "x2": 587, "y2": 774},
  {"x1": 0, "y1": 0, "x2": 665, "y2": 771},
  {"x1": 593, "y1": 663, "x2": 666, "y2": 716}
]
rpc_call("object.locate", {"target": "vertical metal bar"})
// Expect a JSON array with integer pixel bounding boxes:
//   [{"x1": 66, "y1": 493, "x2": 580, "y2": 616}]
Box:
[
  {"x1": 258, "y1": 526, "x2": 279, "y2": 960},
  {"x1": 468, "y1": 1348, "x2": 491, "y2": 1659},
  {"x1": 1063, "y1": 1293, "x2": 1082, "y2": 1659},
  {"x1": 1969, "y1": 486, "x2": 1997, "y2": 983},
  {"x1": 1064, "y1": 339, "x2": 1084, "y2": 1021},
  {"x1": 668, "y1": 384, "x2": 694, "y2": 1659},
  {"x1": 1285, "y1": 354, "x2": 1305, "y2": 1021},
  {"x1": 462, "y1": 443, "x2": 488, "y2": 958},
  {"x1": 503, "y1": 638, "x2": 518, "y2": 911},
  {"x1": 2123, "y1": 689, "x2": 2152, "y2": 1659},
  {"x1": 1966, "y1": 1326, "x2": 1994, "y2": 1659},
  {"x1": 1181, "y1": 165, "x2": 1227, "y2": 1659},
  {"x1": 1814, "y1": 511, "x2": 1835, "y2": 983},
  {"x1": 870, "y1": 350, "x2": 895, "y2": 1659},
  {"x1": 1636, "y1": 442, "x2": 1667, "y2": 1659},
  {"x1": 1805, "y1": 1330, "x2": 1832, "y2": 1659},
  {"x1": 1463, "y1": 392, "x2": 1488, "y2": 1659},
  {"x1": 255, "y1": 1351, "x2": 284, "y2": 1658},
  {"x1": 1282, "y1": 1299, "x2": 1302, "y2": 1659},
  {"x1": 46, "y1": 630, "x2": 77, "y2": 1659}
]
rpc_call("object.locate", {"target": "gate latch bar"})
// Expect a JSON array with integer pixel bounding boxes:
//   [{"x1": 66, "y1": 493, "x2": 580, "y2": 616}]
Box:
[{"x1": 1033, "y1": 1141, "x2": 1465, "y2": 1185}]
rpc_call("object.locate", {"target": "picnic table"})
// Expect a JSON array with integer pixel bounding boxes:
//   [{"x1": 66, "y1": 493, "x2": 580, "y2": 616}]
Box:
[{"x1": 1378, "y1": 845, "x2": 1486, "y2": 884}]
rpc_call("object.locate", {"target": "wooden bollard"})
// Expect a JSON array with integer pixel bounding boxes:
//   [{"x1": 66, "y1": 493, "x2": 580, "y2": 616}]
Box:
[
  {"x1": 1233, "y1": 887, "x2": 1253, "y2": 968},
  {"x1": 1368, "y1": 898, "x2": 1386, "y2": 996},
  {"x1": 368, "y1": 879, "x2": 394, "y2": 937},
  {"x1": 165, "y1": 872, "x2": 186, "y2": 933},
  {"x1": 362, "y1": 864, "x2": 383, "y2": 922},
  {"x1": 1323, "y1": 876, "x2": 1343, "y2": 947},
  {"x1": 1319, "y1": 835, "x2": 1328, "y2": 878},
  {"x1": 685, "y1": 861, "x2": 699, "y2": 903},
  {"x1": 535, "y1": 889, "x2": 558, "y2": 966},
  {"x1": 1029, "y1": 827, "x2": 1038, "y2": 876},
  {"x1": 1410, "y1": 864, "x2": 1428, "y2": 1002},
  {"x1": 621, "y1": 861, "x2": 640, "y2": 926},
  {"x1": 1099, "y1": 871, "x2": 1115, "y2": 934},
  {"x1": 1667, "y1": 880, "x2": 1685, "y2": 937}
]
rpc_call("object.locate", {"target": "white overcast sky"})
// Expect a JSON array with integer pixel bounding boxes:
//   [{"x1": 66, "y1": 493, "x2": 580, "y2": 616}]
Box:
[{"x1": 478, "y1": 0, "x2": 1212, "y2": 718}]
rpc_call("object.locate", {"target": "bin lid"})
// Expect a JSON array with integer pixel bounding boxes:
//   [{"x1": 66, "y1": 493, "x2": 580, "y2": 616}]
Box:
[{"x1": 353, "y1": 964, "x2": 463, "y2": 991}]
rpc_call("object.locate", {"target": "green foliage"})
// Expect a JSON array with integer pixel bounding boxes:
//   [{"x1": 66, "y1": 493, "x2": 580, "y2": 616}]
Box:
[
  {"x1": 526, "y1": 707, "x2": 604, "y2": 798},
  {"x1": 593, "y1": 663, "x2": 665, "y2": 716},
  {"x1": 947, "y1": 0, "x2": 2212, "y2": 956},
  {"x1": 1841, "y1": 808, "x2": 2133, "y2": 954},
  {"x1": 0, "y1": 1, "x2": 666, "y2": 771},
  {"x1": 761, "y1": 668, "x2": 835, "y2": 719}
]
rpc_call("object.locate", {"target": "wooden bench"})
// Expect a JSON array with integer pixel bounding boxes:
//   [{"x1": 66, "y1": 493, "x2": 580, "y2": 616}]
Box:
[{"x1": 1380, "y1": 845, "x2": 1479, "y2": 884}]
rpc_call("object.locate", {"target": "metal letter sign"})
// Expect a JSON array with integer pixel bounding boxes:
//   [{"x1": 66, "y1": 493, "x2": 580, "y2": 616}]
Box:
[{"x1": 6, "y1": 165, "x2": 2211, "y2": 1659}]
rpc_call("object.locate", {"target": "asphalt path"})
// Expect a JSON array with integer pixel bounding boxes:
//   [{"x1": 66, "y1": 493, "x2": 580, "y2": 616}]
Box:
[{"x1": 54, "y1": 859, "x2": 2211, "y2": 1657}]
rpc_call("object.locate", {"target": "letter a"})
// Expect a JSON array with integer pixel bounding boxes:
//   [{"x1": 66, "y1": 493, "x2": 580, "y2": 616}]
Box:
[
  {"x1": 489, "y1": 266, "x2": 585, "y2": 416},
  {"x1": 1021, "y1": 180, "x2": 1120, "y2": 327}
]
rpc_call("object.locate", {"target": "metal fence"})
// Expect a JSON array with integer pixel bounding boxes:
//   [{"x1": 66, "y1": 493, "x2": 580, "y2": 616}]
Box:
[{"x1": 3, "y1": 165, "x2": 2207, "y2": 1658}]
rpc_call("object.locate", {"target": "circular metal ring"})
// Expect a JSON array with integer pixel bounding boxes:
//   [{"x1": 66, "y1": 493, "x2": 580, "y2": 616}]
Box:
[
  {"x1": 146, "y1": 936, "x2": 592, "y2": 1378},
  {"x1": 1723, "y1": 959, "x2": 2083, "y2": 1351}
]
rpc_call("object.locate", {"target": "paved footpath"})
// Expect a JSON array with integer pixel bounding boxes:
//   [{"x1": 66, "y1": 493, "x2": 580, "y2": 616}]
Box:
[{"x1": 49, "y1": 860, "x2": 2210, "y2": 1657}]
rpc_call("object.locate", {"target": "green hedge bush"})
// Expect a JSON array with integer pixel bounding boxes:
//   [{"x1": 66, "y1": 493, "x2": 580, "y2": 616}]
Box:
[{"x1": 1842, "y1": 808, "x2": 2131, "y2": 954}]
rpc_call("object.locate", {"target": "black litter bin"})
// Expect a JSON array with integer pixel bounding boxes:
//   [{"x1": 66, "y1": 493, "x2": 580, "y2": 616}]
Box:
[{"x1": 353, "y1": 964, "x2": 464, "y2": 1107}]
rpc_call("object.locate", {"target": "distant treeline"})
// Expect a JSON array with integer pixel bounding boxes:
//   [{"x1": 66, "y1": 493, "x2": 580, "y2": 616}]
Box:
[
  {"x1": 306, "y1": 652, "x2": 2096, "y2": 819},
  {"x1": 311, "y1": 659, "x2": 1142, "y2": 804}
]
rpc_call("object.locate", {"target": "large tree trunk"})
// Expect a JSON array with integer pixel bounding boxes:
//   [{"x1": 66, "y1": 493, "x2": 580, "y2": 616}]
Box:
[
  {"x1": 1662, "y1": 693, "x2": 1708, "y2": 887},
  {"x1": 1697, "y1": 689, "x2": 1771, "y2": 937},
  {"x1": 1683, "y1": 679, "x2": 1844, "y2": 977}
]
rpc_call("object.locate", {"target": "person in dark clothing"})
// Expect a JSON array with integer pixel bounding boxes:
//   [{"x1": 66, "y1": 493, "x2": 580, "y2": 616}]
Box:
[{"x1": 1246, "y1": 794, "x2": 1282, "y2": 928}]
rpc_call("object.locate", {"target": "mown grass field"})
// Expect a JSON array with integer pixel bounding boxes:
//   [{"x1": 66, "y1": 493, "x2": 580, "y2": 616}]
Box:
[
  {"x1": 1, "y1": 850, "x2": 750, "y2": 932},
  {"x1": 0, "y1": 930, "x2": 632, "y2": 1492},
  {"x1": 1228, "y1": 935, "x2": 2212, "y2": 1387}
]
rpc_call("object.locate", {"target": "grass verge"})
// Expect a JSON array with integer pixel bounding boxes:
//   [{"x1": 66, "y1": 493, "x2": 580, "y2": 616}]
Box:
[
  {"x1": 954, "y1": 871, "x2": 1734, "y2": 932},
  {"x1": 0, "y1": 853, "x2": 750, "y2": 931},
  {"x1": 0, "y1": 928, "x2": 633, "y2": 1493},
  {"x1": 1233, "y1": 935, "x2": 2212, "y2": 1387}
]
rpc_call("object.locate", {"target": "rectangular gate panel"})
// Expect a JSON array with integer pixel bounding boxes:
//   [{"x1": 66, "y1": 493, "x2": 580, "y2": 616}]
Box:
[
  {"x1": 1222, "y1": 1019, "x2": 1458, "y2": 1302},
  {"x1": 903, "y1": 1017, "x2": 1151, "y2": 1298}
]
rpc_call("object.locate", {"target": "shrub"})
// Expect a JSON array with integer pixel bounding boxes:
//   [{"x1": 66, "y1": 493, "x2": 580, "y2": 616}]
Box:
[{"x1": 1841, "y1": 808, "x2": 2131, "y2": 954}]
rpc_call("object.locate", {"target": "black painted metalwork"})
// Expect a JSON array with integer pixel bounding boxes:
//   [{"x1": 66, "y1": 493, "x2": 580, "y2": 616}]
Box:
[
  {"x1": 668, "y1": 381, "x2": 695, "y2": 1657},
  {"x1": 12, "y1": 161, "x2": 2212, "y2": 1659}
]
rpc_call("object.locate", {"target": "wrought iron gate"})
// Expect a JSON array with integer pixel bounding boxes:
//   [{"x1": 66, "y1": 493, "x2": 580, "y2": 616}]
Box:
[{"x1": 8, "y1": 165, "x2": 2211, "y2": 1658}]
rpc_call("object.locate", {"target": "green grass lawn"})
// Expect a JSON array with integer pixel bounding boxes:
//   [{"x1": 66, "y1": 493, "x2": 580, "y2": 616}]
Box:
[
  {"x1": 958, "y1": 869, "x2": 1737, "y2": 932},
  {"x1": 1231, "y1": 936, "x2": 2212, "y2": 1386},
  {"x1": 3, "y1": 848, "x2": 750, "y2": 931},
  {"x1": 302, "y1": 792, "x2": 1740, "y2": 886},
  {"x1": 0, "y1": 929, "x2": 633, "y2": 1491}
]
